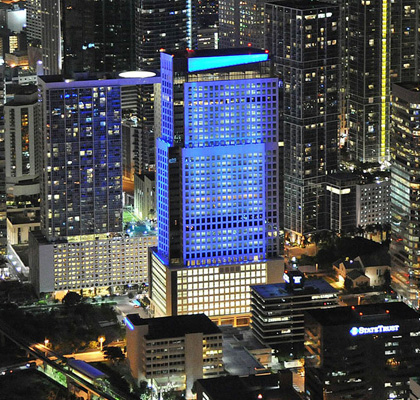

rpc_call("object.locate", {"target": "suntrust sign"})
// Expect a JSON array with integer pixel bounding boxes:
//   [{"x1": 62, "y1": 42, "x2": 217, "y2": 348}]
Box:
[{"x1": 350, "y1": 325, "x2": 400, "y2": 336}]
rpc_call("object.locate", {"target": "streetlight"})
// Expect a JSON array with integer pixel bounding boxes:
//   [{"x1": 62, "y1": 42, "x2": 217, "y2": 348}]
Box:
[
  {"x1": 98, "y1": 336, "x2": 105, "y2": 351},
  {"x1": 44, "y1": 339, "x2": 49, "y2": 357}
]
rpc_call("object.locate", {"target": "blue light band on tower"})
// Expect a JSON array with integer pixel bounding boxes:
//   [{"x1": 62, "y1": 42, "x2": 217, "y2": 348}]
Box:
[{"x1": 188, "y1": 53, "x2": 269, "y2": 73}]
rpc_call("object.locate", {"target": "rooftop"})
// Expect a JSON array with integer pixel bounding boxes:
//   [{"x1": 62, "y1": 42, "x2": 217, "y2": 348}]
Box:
[
  {"x1": 267, "y1": 0, "x2": 338, "y2": 10},
  {"x1": 346, "y1": 269, "x2": 367, "y2": 280},
  {"x1": 307, "y1": 302, "x2": 420, "y2": 326},
  {"x1": 251, "y1": 279, "x2": 338, "y2": 299},
  {"x1": 67, "y1": 359, "x2": 107, "y2": 381},
  {"x1": 126, "y1": 313, "x2": 221, "y2": 339},
  {"x1": 167, "y1": 47, "x2": 268, "y2": 59},
  {"x1": 38, "y1": 72, "x2": 160, "y2": 88},
  {"x1": 196, "y1": 372, "x2": 301, "y2": 400}
]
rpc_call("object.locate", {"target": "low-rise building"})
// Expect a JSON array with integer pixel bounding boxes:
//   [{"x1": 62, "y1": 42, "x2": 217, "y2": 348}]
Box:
[
  {"x1": 334, "y1": 250, "x2": 390, "y2": 288},
  {"x1": 29, "y1": 231, "x2": 156, "y2": 296},
  {"x1": 356, "y1": 175, "x2": 391, "y2": 228},
  {"x1": 195, "y1": 371, "x2": 301, "y2": 400},
  {"x1": 250, "y1": 271, "x2": 338, "y2": 349},
  {"x1": 134, "y1": 172, "x2": 155, "y2": 221},
  {"x1": 125, "y1": 313, "x2": 223, "y2": 399},
  {"x1": 305, "y1": 303, "x2": 420, "y2": 399}
]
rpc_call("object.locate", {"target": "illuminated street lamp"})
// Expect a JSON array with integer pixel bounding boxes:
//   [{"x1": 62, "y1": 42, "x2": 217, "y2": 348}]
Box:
[
  {"x1": 43, "y1": 339, "x2": 49, "y2": 357},
  {"x1": 98, "y1": 336, "x2": 105, "y2": 351}
]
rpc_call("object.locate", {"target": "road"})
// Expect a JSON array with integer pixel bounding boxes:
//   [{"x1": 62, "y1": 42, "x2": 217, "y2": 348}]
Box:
[
  {"x1": 115, "y1": 297, "x2": 150, "y2": 322},
  {"x1": 64, "y1": 350, "x2": 105, "y2": 363}
]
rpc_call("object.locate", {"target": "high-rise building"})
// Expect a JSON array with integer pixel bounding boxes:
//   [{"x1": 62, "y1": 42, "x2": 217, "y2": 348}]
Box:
[
  {"x1": 265, "y1": 0, "x2": 339, "y2": 240},
  {"x1": 390, "y1": 83, "x2": 420, "y2": 309},
  {"x1": 325, "y1": 173, "x2": 358, "y2": 234},
  {"x1": 305, "y1": 303, "x2": 420, "y2": 399},
  {"x1": 149, "y1": 48, "x2": 282, "y2": 326},
  {"x1": 134, "y1": 0, "x2": 193, "y2": 176},
  {"x1": 135, "y1": 0, "x2": 190, "y2": 71},
  {"x1": 4, "y1": 85, "x2": 41, "y2": 244},
  {"x1": 196, "y1": 0, "x2": 218, "y2": 50},
  {"x1": 390, "y1": 0, "x2": 419, "y2": 84},
  {"x1": 26, "y1": 0, "x2": 61, "y2": 74},
  {"x1": 346, "y1": 0, "x2": 390, "y2": 163},
  {"x1": 4, "y1": 85, "x2": 41, "y2": 187},
  {"x1": 61, "y1": 0, "x2": 136, "y2": 75},
  {"x1": 29, "y1": 73, "x2": 159, "y2": 295},
  {"x1": 0, "y1": 65, "x2": 7, "y2": 254},
  {"x1": 219, "y1": 0, "x2": 265, "y2": 49}
]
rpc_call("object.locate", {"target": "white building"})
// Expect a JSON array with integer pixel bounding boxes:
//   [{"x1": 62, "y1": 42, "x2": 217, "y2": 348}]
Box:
[
  {"x1": 356, "y1": 177, "x2": 391, "y2": 227},
  {"x1": 126, "y1": 313, "x2": 223, "y2": 399},
  {"x1": 4, "y1": 86, "x2": 40, "y2": 184},
  {"x1": 29, "y1": 232, "x2": 157, "y2": 296}
]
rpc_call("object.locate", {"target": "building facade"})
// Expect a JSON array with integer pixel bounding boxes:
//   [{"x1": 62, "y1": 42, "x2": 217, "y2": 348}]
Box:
[
  {"x1": 390, "y1": 83, "x2": 420, "y2": 308},
  {"x1": 356, "y1": 175, "x2": 391, "y2": 228},
  {"x1": 61, "y1": 0, "x2": 136, "y2": 75},
  {"x1": 4, "y1": 85, "x2": 41, "y2": 186},
  {"x1": 265, "y1": 0, "x2": 339, "y2": 240},
  {"x1": 325, "y1": 173, "x2": 358, "y2": 234},
  {"x1": 305, "y1": 303, "x2": 420, "y2": 400},
  {"x1": 29, "y1": 231, "x2": 156, "y2": 295},
  {"x1": 251, "y1": 273, "x2": 338, "y2": 349},
  {"x1": 26, "y1": 0, "x2": 61, "y2": 74},
  {"x1": 346, "y1": 0, "x2": 390, "y2": 163},
  {"x1": 219, "y1": 0, "x2": 265, "y2": 49},
  {"x1": 150, "y1": 49, "x2": 282, "y2": 326},
  {"x1": 29, "y1": 74, "x2": 159, "y2": 295},
  {"x1": 134, "y1": 172, "x2": 155, "y2": 221},
  {"x1": 125, "y1": 313, "x2": 223, "y2": 399}
]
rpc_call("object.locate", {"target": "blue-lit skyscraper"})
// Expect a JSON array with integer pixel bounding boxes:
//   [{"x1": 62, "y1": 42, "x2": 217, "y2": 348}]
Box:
[{"x1": 150, "y1": 49, "x2": 282, "y2": 326}]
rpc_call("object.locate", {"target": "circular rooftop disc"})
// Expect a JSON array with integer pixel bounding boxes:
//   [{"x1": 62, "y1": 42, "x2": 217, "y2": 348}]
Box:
[{"x1": 119, "y1": 71, "x2": 156, "y2": 78}]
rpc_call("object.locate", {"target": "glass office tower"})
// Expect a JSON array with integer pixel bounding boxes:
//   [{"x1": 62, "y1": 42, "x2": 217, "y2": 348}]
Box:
[
  {"x1": 390, "y1": 83, "x2": 420, "y2": 309},
  {"x1": 265, "y1": 0, "x2": 339, "y2": 240},
  {"x1": 150, "y1": 49, "x2": 282, "y2": 326}
]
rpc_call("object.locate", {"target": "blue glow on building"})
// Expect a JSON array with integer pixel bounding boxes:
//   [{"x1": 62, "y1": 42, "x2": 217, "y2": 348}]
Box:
[
  {"x1": 188, "y1": 53, "x2": 269, "y2": 73},
  {"x1": 124, "y1": 317, "x2": 135, "y2": 331},
  {"x1": 156, "y1": 51, "x2": 279, "y2": 268}
]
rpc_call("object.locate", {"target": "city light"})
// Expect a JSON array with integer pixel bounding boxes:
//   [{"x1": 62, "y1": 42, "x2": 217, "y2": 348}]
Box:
[{"x1": 188, "y1": 53, "x2": 269, "y2": 72}]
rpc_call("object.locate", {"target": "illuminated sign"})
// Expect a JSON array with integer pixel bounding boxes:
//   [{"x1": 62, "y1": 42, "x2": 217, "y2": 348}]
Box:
[
  {"x1": 188, "y1": 53, "x2": 269, "y2": 73},
  {"x1": 283, "y1": 272, "x2": 303, "y2": 285},
  {"x1": 350, "y1": 324, "x2": 400, "y2": 336}
]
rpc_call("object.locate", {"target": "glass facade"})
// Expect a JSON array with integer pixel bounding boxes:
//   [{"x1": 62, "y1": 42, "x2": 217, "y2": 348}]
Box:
[
  {"x1": 265, "y1": 2, "x2": 339, "y2": 238},
  {"x1": 40, "y1": 81, "x2": 123, "y2": 240},
  {"x1": 152, "y1": 49, "x2": 280, "y2": 320},
  {"x1": 390, "y1": 83, "x2": 420, "y2": 308}
]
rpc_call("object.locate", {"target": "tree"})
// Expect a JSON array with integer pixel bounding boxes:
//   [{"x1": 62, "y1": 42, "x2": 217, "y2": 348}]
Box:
[
  {"x1": 62, "y1": 291, "x2": 82, "y2": 306},
  {"x1": 103, "y1": 346, "x2": 125, "y2": 362}
]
